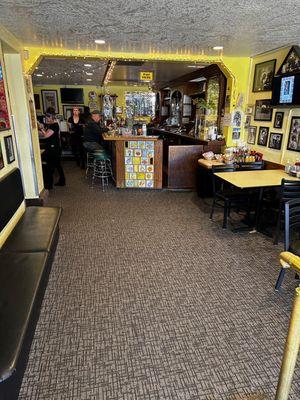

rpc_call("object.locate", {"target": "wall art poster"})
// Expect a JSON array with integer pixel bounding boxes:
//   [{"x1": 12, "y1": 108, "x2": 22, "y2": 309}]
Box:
[
  {"x1": 254, "y1": 99, "x2": 273, "y2": 121},
  {"x1": 41, "y1": 90, "x2": 59, "y2": 114},
  {"x1": 287, "y1": 117, "x2": 300, "y2": 152},
  {"x1": 4, "y1": 135, "x2": 15, "y2": 163},
  {"x1": 0, "y1": 62, "x2": 10, "y2": 131},
  {"x1": 232, "y1": 128, "x2": 241, "y2": 141}
]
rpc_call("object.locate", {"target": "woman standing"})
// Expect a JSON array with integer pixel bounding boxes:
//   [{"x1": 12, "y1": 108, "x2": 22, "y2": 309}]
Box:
[
  {"x1": 39, "y1": 113, "x2": 66, "y2": 188},
  {"x1": 67, "y1": 107, "x2": 85, "y2": 167}
]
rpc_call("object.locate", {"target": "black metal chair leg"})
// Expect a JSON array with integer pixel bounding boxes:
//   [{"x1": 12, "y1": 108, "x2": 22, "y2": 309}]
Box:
[{"x1": 275, "y1": 268, "x2": 286, "y2": 291}]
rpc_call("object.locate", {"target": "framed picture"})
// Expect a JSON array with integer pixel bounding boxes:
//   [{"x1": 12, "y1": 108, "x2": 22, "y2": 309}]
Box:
[
  {"x1": 254, "y1": 99, "x2": 273, "y2": 121},
  {"x1": 0, "y1": 61, "x2": 10, "y2": 131},
  {"x1": 273, "y1": 111, "x2": 284, "y2": 129},
  {"x1": 252, "y1": 59, "x2": 276, "y2": 92},
  {"x1": 232, "y1": 128, "x2": 241, "y2": 141},
  {"x1": 257, "y1": 126, "x2": 270, "y2": 146},
  {"x1": 269, "y1": 133, "x2": 283, "y2": 150},
  {"x1": 287, "y1": 117, "x2": 300, "y2": 152},
  {"x1": 34, "y1": 93, "x2": 41, "y2": 110},
  {"x1": 41, "y1": 90, "x2": 59, "y2": 114},
  {"x1": 0, "y1": 141, "x2": 4, "y2": 170},
  {"x1": 63, "y1": 105, "x2": 84, "y2": 120},
  {"x1": 244, "y1": 115, "x2": 251, "y2": 128},
  {"x1": 4, "y1": 135, "x2": 15, "y2": 163},
  {"x1": 247, "y1": 126, "x2": 257, "y2": 144}
]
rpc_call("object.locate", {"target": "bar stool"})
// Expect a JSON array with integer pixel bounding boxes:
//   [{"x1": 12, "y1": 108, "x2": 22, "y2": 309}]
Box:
[
  {"x1": 85, "y1": 148, "x2": 106, "y2": 177},
  {"x1": 91, "y1": 152, "x2": 114, "y2": 192}
]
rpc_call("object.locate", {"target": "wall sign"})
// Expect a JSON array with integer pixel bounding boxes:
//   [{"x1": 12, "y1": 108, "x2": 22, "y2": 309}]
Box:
[
  {"x1": 139, "y1": 71, "x2": 153, "y2": 81},
  {"x1": 0, "y1": 62, "x2": 10, "y2": 131}
]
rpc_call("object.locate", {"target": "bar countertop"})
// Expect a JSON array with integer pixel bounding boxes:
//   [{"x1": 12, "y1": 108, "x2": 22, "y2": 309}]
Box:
[{"x1": 103, "y1": 134, "x2": 160, "y2": 141}]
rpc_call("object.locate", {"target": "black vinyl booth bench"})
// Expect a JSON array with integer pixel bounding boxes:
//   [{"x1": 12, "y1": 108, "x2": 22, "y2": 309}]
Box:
[{"x1": 0, "y1": 168, "x2": 62, "y2": 400}]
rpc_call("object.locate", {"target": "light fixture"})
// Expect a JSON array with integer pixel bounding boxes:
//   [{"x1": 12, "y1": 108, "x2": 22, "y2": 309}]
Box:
[
  {"x1": 213, "y1": 46, "x2": 223, "y2": 50},
  {"x1": 187, "y1": 65, "x2": 205, "y2": 68},
  {"x1": 94, "y1": 39, "x2": 106, "y2": 44},
  {"x1": 84, "y1": 63, "x2": 92, "y2": 67},
  {"x1": 36, "y1": 74, "x2": 43, "y2": 77},
  {"x1": 86, "y1": 72, "x2": 93, "y2": 76},
  {"x1": 189, "y1": 77, "x2": 207, "y2": 82},
  {"x1": 86, "y1": 78, "x2": 92, "y2": 81}
]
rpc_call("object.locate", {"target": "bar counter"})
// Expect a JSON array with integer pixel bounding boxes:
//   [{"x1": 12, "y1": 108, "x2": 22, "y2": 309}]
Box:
[{"x1": 103, "y1": 134, "x2": 163, "y2": 189}]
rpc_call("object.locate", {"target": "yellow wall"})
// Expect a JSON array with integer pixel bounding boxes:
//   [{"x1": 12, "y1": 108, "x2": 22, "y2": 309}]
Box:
[
  {"x1": 33, "y1": 84, "x2": 152, "y2": 118},
  {"x1": 247, "y1": 46, "x2": 299, "y2": 165}
]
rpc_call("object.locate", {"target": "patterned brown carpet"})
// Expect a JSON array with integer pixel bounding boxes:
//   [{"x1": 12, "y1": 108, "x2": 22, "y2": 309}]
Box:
[{"x1": 19, "y1": 163, "x2": 300, "y2": 400}]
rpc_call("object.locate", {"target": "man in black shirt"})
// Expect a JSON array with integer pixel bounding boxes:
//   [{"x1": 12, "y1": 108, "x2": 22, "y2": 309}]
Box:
[{"x1": 83, "y1": 110, "x2": 109, "y2": 152}]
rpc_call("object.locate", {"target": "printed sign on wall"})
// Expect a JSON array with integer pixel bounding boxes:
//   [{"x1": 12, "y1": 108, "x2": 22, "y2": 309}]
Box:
[{"x1": 0, "y1": 62, "x2": 10, "y2": 131}]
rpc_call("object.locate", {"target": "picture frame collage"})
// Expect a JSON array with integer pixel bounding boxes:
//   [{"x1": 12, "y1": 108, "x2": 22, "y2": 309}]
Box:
[{"x1": 248, "y1": 51, "x2": 300, "y2": 153}]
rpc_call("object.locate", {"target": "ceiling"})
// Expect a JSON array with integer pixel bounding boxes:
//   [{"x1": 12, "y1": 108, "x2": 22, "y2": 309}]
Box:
[
  {"x1": 32, "y1": 58, "x2": 208, "y2": 86},
  {"x1": 0, "y1": 1, "x2": 300, "y2": 56},
  {"x1": 32, "y1": 58, "x2": 108, "y2": 86}
]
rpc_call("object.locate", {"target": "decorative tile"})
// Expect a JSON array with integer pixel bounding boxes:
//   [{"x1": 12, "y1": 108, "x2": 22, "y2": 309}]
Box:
[
  {"x1": 146, "y1": 165, "x2": 154, "y2": 173},
  {"x1": 146, "y1": 180, "x2": 154, "y2": 188},
  {"x1": 141, "y1": 157, "x2": 149, "y2": 165},
  {"x1": 132, "y1": 157, "x2": 141, "y2": 165},
  {"x1": 137, "y1": 173, "x2": 145, "y2": 180},
  {"x1": 138, "y1": 180, "x2": 146, "y2": 188},
  {"x1": 125, "y1": 157, "x2": 132, "y2": 165},
  {"x1": 125, "y1": 179, "x2": 135, "y2": 187},
  {"x1": 128, "y1": 141, "x2": 138, "y2": 148},
  {"x1": 146, "y1": 173, "x2": 153, "y2": 180},
  {"x1": 125, "y1": 149, "x2": 134, "y2": 157},
  {"x1": 134, "y1": 165, "x2": 139, "y2": 172},
  {"x1": 134, "y1": 149, "x2": 142, "y2": 157},
  {"x1": 145, "y1": 141, "x2": 154, "y2": 150},
  {"x1": 139, "y1": 165, "x2": 146, "y2": 173},
  {"x1": 126, "y1": 165, "x2": 134, "y2": 173},
  {"x1": 129, "y1": 173, "x2": 137, "y2": 180},
  {"x1": 147, "y1": 150, "x2": 154, "y2": 158}
]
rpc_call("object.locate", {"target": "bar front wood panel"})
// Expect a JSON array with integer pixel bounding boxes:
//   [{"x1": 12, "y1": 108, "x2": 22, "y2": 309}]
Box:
[
  {"x1": 154, "y1": 140, "x2": 163, "y2": 189},
  {"x1": 168, "y1": 145, "x2": 204, "y2": 189},
  {"x1": 115, "y1": 141, "x2": 125, "y2": 188}
]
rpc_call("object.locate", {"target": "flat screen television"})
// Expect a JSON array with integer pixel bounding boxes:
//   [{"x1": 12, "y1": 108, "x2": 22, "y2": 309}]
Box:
[
  {"x1": 60, "y1": 88, "x2": 84, "y2": 104},
  {"x1": 271, "y1": 75, "x2": 300, "y2": 106}
]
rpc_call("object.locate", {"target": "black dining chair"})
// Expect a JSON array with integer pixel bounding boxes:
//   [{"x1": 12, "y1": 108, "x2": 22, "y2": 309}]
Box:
[
  {"x1": 210, "y1": 165, "x2": 250, "y2": 229},
  {"x1": 274, "y1": 179, "x2": 300, "y2": 245},
  {"x1": 275, "y1": 198, "x2": 300, "y2": 290}
]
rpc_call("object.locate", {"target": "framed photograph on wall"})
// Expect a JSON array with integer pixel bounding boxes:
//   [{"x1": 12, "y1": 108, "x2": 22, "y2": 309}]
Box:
[
  {"x1": 247, "y1": 126, "x2": 257, "y2": 144},
  {"x1": 273, "y1": 111, "x2": 284, "y2": 129},
  {"x1": 41, "y1": 90, "x2": 59, "y2": 114},
  {"x1": 252, "y1": 59, "x2": 276, "y2": 92},
  {"x1": 269, "y1": 133, "x2": 283, "y2": 150},
  {"x1": 4, "y1": 135, "x2": 15, "y2": 163},
  {"x1": 254, "y1": 99, "x2": 273, "y2": 121},
  {"x1": 0, "y1": 61, "x2": 11, "y2": 131},
  {"x1": 287, "y1": 117, "x2": 300, "y2": 152},
  {"x1": 0, "y1": 141, "x2": 4, "y2": 170},
  {"x1": 257, "y1": 126, "x2": 269, "y2": 146},
  {"x1": 63, "y1": 105, "x2": 84, "y2": 120}
]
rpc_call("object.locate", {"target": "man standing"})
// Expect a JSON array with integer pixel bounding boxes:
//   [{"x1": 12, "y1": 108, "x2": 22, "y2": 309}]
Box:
[{"x1": 83, "y1": 110, "x2": 109, "y2": 152}]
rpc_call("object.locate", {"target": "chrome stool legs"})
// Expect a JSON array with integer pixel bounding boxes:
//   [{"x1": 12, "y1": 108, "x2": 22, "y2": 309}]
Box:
[{"x1": 91, "y1": 159, "x2": 114, "y2": 192}]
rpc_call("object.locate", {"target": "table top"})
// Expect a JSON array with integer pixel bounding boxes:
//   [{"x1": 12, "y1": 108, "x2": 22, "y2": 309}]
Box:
[
  {"x1": 103, "y1": 134, "x2": 159, "y2": 141},
  {"x1": 198, "y1": 159, "x2": 224, "y2": 169},
  {"x1": 215, "y1": 169, "x2": 299, "y2": 189}
]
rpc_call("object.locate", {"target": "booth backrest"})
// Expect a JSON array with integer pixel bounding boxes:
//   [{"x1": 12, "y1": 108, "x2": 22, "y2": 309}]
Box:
[{"x1": 0, "y1": 168, "x2": 24, "y2": 232}]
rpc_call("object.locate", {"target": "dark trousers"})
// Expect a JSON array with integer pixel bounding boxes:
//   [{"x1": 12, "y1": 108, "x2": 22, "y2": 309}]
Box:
[{"x1": 45, "y1": 149, "x2": 66, "y2": 187}]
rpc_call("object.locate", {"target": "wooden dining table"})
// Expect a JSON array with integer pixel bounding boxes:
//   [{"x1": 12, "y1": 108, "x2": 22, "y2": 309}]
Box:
[{"x1": 214, "y1": 169, "x2": 300, "y2": 232}]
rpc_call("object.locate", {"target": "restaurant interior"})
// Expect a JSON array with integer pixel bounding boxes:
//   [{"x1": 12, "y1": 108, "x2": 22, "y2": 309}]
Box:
[{"x1": 1, "y1": 2, "x2": 300, "y2": 399}]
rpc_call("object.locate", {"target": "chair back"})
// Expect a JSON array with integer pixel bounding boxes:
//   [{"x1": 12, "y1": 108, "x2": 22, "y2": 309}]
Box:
[
  {"x1": 281, "y1": 179, "x2": 300, "y2": 202},
  {"x1": 285, "y1": 198, "x2": 300, "y2": 251},
  {"x1": 211, "y1": 165, "x2": 236, "y2": 194},
  {"x1": 238, "y1": 161, "x2": 265, "y2": 171}
]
